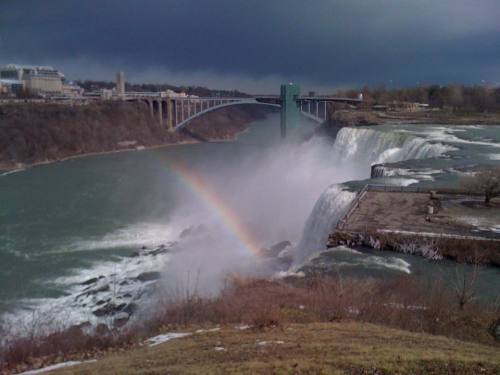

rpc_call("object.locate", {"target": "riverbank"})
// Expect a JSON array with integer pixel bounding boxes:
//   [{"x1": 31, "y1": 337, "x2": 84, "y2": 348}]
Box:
[
  {"x1": 0, "y1": 101, "x2": 276, "y2": 173},
  {"x1": 321, "y1": 109, "x2": 500, "y2": 137},
  {"x1": 3, "y1": 276, "x2": 499, "y2": 374}
]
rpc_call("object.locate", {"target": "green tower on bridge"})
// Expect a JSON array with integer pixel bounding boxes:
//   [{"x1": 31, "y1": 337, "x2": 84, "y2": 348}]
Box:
[{"x1": 280, "y1": 83, "x2": 301, "y2": 138}]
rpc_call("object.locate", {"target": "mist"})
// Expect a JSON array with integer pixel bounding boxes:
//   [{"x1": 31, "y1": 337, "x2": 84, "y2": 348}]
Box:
[{"x1": 152, "y1": 115, "x2": 369, "y2": 300}]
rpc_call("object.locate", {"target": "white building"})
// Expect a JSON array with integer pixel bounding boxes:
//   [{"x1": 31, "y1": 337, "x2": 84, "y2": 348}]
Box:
[{"x1": 0, "y1": 64, "x2": 65, "y2": 95}]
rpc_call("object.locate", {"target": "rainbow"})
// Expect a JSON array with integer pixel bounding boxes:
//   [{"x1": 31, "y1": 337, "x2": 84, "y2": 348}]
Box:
[{"x1": 170, "y1": 163, "x2": 262, "y2": 257}]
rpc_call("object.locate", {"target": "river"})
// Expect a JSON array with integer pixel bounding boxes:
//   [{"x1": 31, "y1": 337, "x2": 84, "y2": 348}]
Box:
[{"x1": 1, "y1": 113, "x2": 499, "y2": 332}]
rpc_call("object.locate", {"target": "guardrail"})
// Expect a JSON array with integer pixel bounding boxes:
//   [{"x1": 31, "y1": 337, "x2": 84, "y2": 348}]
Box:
[{"x1": 336, "y1": 184, "x2": 371, "y2": 230}]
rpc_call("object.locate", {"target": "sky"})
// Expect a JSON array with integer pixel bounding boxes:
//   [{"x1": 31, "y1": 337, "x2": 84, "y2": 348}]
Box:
[{"x1": 1, "y1": 0, "x2": 499, "y2": 93}]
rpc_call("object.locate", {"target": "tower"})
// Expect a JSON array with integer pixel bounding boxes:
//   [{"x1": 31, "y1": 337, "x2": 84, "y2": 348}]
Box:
[
  {"x1": 116, "y1": 71, "x2": 125, "y2": 98},
  {"x1": 280, "y1": 83, "x2": 301, "y2": 138}
]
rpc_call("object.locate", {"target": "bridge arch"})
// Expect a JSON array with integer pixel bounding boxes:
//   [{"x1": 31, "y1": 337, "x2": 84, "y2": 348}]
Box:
[
  {"x1": 174, "y1": 99, "x2": 325, "y2": 130},
  {"x1": 174, "y1": 99, "x2": 280, "y2": 130}
]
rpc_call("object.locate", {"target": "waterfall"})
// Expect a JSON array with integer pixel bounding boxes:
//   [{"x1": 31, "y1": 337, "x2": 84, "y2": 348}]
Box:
[
  {"x1": 295, "y1": 184, "x2": 356, "y2": 263},
  {"x1": 294, "y1": 126, "x2": 455, "y2": 263},
  {"x1": 332, "y1": 127, "x2": 456, "y2": 166}
]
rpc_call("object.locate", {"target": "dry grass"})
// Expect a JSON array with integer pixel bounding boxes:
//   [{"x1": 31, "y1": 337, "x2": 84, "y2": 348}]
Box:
[
  {"x1": 2, "y1": 275, "x2": 499, "y2": 374},
  {"x1": 48, "y1": 322, "x2": 500, "y2": 375}
]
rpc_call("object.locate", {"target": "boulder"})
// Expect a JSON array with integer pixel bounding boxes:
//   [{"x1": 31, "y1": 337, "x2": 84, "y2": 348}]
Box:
[
  {"x1": 80, "y1": 276, "x2": 104, "y2": 286},
  {"x1": 113, "y1": 312, "x2": 130, "y2": 328},
  {"x1": 260, "y1": 241, "x2": 292, "y2": 258},
  {"x1": 92, "y1": 302, "x2": 126, "y2": 317},
  {"x1": 136, "y1": 271, "x2": 162, "y2": 282}
]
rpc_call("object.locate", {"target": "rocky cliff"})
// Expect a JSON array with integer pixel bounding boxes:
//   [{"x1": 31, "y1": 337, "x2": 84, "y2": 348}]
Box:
[{"x1": 0, "y1": 101, "x2": 275, "y2": 171}]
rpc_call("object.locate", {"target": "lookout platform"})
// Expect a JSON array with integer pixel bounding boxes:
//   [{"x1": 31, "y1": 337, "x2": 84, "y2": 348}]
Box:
[{"x1": 329, "y1": 185, "x2": 500, "y2": 265}]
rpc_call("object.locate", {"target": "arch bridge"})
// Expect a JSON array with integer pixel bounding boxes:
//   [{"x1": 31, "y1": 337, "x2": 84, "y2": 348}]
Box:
[{"x1": 126, "y1": 84, "x2": 361, "y2": 138}]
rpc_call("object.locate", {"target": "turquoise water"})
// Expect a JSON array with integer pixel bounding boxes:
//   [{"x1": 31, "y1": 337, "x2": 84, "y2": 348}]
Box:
[{"x1": 0, "y1": 115, "x2": 499, "y2": 328}]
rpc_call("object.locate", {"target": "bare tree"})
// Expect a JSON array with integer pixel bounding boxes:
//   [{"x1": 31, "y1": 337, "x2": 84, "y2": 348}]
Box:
[
  {"x1": 462, "y1": 167, "x2": 500, "y2": 206},
  {"x1": 453, "y1": 262, "x2": 480, "y2": 310}
]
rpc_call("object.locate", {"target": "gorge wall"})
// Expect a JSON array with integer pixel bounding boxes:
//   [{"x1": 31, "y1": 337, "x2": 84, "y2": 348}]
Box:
[{"x1": 0, "y1": 101, "x2": 276, "y2": 171}]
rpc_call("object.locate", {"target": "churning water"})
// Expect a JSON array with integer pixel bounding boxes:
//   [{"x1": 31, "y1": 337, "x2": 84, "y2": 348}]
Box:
[{"x1": 1, "y1": 114, "x2": 499, "y2": 334}]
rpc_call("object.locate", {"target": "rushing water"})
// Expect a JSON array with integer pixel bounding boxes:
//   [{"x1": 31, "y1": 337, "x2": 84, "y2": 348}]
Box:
[{"x1": 1, "y1": 114, "x2": 499, "y2": 332}]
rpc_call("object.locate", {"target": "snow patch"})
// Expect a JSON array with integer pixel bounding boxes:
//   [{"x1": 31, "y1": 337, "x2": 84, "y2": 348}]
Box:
[
  {"x1": 257, "y1": 340, "x2": 285, "y2": 346},
  {"x1": 19, "y1": 360, "x2": 97, "y2": 374},
  {"x1": 146, "y1": 332, "x2": 192, "y2": 347}
]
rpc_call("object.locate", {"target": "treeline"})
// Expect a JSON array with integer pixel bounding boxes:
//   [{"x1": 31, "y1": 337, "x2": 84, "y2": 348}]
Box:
[
  {"x1": 75, "y1": 80, "x2": 249, "y2": 98},
  {"x1": 337, "y1": 84, "x2": 500, "y2": 112}
]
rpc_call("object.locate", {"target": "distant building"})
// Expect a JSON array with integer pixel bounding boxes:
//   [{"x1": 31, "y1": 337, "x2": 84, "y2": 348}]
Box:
[
  {"x1": 62, "y1": 82, "x2": 84, "y2": 98},
  {"x1": 162, "y1": 89, "x2": 187, "y2": 98},
  {"x1": 0, "y1": 64, "x2": 64, "y2": 95},
  {"x1": 0, "y1": 78, "x2": 24, "y2": 95},
  {"x1": 101, "y1": 89, "x2": 114, "y2": 100}
]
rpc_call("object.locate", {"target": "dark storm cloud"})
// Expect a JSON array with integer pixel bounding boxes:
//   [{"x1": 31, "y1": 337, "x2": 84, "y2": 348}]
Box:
[{"x1": 1, "y1": 0, "x2": 499, "y2": 91}]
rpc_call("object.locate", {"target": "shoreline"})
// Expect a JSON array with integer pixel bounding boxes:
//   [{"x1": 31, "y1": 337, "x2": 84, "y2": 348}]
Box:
[
  {"x1": 0, "y1": 135, "x2": 246, "y2": 176},
  {"x1": 325, "y1": 109, "x2": 500, "y2": 130},
  {"x1": 3, "y1": 113, "x2": 497, "y2": 176}
]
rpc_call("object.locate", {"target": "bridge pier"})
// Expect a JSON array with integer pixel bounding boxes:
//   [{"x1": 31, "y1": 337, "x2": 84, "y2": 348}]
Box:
[
  {"x1": 166, "y1": 99, "x2": 173, "y2": 131},
  {"x1": 157, "y1": 100, "x2": 163, "y2": 126}
]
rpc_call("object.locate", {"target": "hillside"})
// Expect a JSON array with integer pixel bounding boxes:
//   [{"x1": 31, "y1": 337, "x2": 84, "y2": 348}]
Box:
[
  {"x1": 37, "y1": 322, "x2": 500, "y2": 375},
  {"x1": 0, "y1": 102, "x2": 275, "y2": 172}
]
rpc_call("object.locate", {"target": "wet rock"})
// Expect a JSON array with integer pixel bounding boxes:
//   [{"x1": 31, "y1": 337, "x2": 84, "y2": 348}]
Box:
[
  {"x1": 93, "y1": 302, "x2": 126, "y2": 317},
  {"x1": 149, "y1": 247, "x2": 169, "y2": 256},
  {"x1": 260, "y1": 241, "x2": 292, "y2": 258},
  {"x1": 123, "y1": 302, "x2": 139, "y2": 315},
  {"x1": 76, "y1": 283, "x2": 110, "y2": 300},
  {"x1": 76, "y1": 321, "x2": 92, "y2": 330},
  {"x1": 270, "y1": 241, "x2": 292, "y2": 254},
  {"x1": 83, "y1": 283, "x2": 110, "y2": 295},
  {"x1": 136, "y1": 271, "x2": 161, "y2": 282},
  {"x1": 113, "y1": 312, "x2": 130, "y2": 328},
  {"x1": 80, "y1": 276, "x2": 104, "y2": 286}
]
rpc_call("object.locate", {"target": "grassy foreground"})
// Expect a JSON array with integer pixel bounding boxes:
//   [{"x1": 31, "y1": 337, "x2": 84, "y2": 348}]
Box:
[{"x1": 49, "y1": 322, "x2": 500, "y2": 375}]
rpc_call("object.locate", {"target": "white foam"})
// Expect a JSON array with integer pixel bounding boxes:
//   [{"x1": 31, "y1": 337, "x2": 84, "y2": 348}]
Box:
[
  {"x1": 53, "y1": 223, "x2": 179, "y2": 254},
  {"x1": 387, "y1": 178, "x2": 419, "y2": 186},
  {"x1": 361, "y1": 256, "x2": 412, "y2": 274},
  {"x1": 330, "y1": 246, "x2": 362, "y2": 255},
  {"x1": 396, "y1": 126, "x2": 500, "y2": 148}
]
